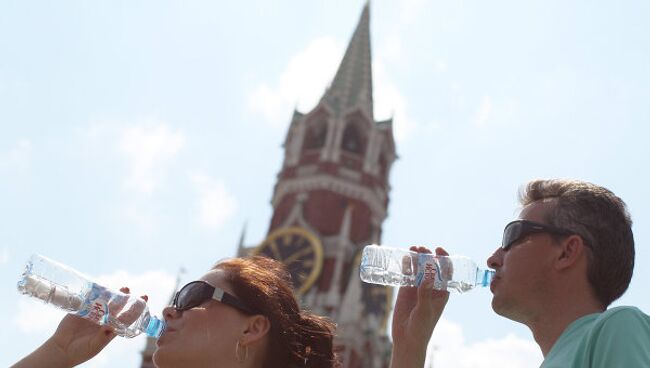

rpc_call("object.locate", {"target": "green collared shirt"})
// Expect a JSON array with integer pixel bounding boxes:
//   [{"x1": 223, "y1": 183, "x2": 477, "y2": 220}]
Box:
[{"x1": 541, "y1": 306, "x2": 650, "y2": 368}]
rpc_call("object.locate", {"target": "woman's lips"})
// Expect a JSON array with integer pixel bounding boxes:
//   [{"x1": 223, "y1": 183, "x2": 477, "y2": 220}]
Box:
[{"x1": 156, "y1": 328, "x2": 176, "y2": 346}]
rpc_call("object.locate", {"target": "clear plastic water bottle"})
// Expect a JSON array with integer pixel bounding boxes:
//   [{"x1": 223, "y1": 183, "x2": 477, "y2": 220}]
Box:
[
  {"x1": 17, "y1": 254, "x2": 165, "y2": 338},
  {"x1": 359, "y1": 245, "x2": 495, "y2": 293}
]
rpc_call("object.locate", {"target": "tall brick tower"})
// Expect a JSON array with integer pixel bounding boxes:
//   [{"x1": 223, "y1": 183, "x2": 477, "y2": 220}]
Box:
[
  {"x1": 244, "y1": 3, "x2": 398, "y2": 367},
  {"x1": 140, "y1": 3, "x2": 396, "y2": 368}
]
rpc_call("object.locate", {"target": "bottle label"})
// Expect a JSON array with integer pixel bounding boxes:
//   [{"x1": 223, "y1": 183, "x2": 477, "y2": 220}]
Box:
[
  {"x1": 76, "y1": 283, "x2": 111, "y2": 324},
  {"x1": 415, "y1": 255, "x2": 451, "y2": 289},
  {"x1": 415, "y1": 255, "x2": 437, "y2": 287}
]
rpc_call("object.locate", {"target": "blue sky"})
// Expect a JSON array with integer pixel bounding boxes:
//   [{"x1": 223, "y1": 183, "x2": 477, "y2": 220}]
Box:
[{"x1": 2, "y1": 1, "x2": 649, "y2": 367}]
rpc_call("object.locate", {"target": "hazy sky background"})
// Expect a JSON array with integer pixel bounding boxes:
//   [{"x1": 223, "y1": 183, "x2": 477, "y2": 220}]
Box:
[{"x1": 1, "y1": 1, "x2": 649, "y2": 367}]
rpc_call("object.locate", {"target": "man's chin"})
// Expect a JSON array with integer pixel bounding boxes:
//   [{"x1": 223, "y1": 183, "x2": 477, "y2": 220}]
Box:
[{"x1": 491, "y1": 296, "x2": 510, "y2": 318}]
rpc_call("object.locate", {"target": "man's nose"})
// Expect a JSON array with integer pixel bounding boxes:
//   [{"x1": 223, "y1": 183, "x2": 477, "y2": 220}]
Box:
[{"x1": 487, "y1": 247, "x2": 504, "y2": 269}]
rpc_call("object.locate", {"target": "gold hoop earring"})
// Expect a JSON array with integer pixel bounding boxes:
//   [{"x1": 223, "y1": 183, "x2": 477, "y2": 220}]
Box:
[{"x1": 235, "y1": 340, "x2": 249, "y2": 363}]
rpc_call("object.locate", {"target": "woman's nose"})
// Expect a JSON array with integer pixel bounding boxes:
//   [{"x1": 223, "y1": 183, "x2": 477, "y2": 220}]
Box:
[{"x1": 163, "y1": 306, "x2": 180, "y2": 320}]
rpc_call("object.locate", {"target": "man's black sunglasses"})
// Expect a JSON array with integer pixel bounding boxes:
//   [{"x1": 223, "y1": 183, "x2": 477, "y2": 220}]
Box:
[
  {"x1": 172, "y1": 280, "x2": 257, "y2": 315},
  {"x1": 502, "y1": 220, "x2": 576, "y2": 250}
]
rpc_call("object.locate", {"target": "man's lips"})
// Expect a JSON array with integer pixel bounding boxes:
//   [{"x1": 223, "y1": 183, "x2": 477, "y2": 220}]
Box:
[{"x1": 490, "y1": 275, "x2": 501, "y2": 293}]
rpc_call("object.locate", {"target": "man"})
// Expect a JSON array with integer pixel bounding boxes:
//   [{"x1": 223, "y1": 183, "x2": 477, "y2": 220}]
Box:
[{"x1": 390, "y1": 179, "x2": 650, "y2": 368}]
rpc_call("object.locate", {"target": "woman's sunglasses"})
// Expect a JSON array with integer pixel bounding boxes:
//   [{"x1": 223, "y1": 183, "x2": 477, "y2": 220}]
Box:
[
  {"x1": 172, "y1": 280, "x2": 257, "y2": 315},
  {"x1": 502, "y1": 220, "x2": 577, "y2": 250}
]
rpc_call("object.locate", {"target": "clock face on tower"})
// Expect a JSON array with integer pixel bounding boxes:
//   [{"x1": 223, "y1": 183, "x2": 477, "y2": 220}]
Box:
[{"x1": 251, "y1": 227, "x2": 324, "y2": 295}]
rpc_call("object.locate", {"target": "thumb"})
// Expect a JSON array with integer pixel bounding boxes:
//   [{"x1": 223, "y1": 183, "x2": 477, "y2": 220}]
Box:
[{"x1": 435, "y1": 247, "x2": 449, "y2": 257}]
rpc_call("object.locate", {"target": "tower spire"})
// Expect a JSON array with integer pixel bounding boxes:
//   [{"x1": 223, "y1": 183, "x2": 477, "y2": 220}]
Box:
[{"x1": 321, "y1": 2, "x2": 373, "y2": 119}]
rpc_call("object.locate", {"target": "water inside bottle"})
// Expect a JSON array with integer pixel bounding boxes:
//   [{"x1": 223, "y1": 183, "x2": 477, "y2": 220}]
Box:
[
  {"x1": 18, "y1": 273, "x2": 84, "y2": 311},
  {"x1": 360, "y1": 265, "x2": 414, "y2": 286}
]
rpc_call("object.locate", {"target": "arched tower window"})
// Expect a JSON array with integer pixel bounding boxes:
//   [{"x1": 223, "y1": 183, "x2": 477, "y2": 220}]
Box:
[
  {"x1": 302, "y1": 111, "x2": 328, "y2": 151},
  {"x1": 303, "y1": 116, "x2": 328, "y2": 151},
  {"x1": 341, "y1": 123, "x2": 364, "y2": 155},
  {"x1": 299, "y1": 114, "x2": 329, "y2": 166}
]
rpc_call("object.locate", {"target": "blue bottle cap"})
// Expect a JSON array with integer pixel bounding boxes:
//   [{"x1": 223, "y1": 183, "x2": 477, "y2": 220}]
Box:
[
  {"x1": 145, "y1": 316, "x2": 166, "y2": 339},
  {"x1": 480, "y1": 269, "x2": 496, "y2": 287}
]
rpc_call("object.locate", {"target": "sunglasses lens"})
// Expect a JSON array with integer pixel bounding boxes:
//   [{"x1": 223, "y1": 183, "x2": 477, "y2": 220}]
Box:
[
  {"x1": 176, "y1": 282, "x2": 209, "y2": 310},
  {"x1": 503, "y1": 222, "x2": 523, "y2": 249}
]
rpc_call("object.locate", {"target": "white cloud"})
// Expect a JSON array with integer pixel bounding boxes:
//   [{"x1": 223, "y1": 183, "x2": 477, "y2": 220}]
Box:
[
  {"x1": 373, "y1": 61, "x2": 418, "y2": 142},
  {"x1": 472, "y1": 96, "x2": 520, "y2": 127},
  {"x1": 247, "y1": 25, "x2": 419, "y2": 141},
  {"x1": 382, "y1": 35, "x2": 403, "y2": 64},
  {"x1": 400, "y1": 0, "x2": 429, "y2": 23},
  {"x1": 433, "y1": 60, "x2": 449, "y2": 73},
  {"x1": 190, "y1": 173, "x2": 238, "y2": 230},
  {"x1": 95, "y1": 270, "x2": 177, "y2": 315},
  {"x1": 425, "y1": 318, "x2": 542, "y2": 368},
  {"x1": 118, "y1": 119, "x2": 185, "y2": 193},
  {"x1": 15, "y1": 299, "x2": 67, "y2": 334},
  {"x1": 82, "y1": 118, "x2": 185, "y2": 232},
  {"x1": 0, "y1": 247, "x2": 8, "y2": 266},
  {"x1": 0, "y1": 139, "x2": 32, "y2": 170},
  {"x1": 474, "y1": 96, "x2": 494, "y2": 127},
  {"x1": 119, "y1": 201, "x2": 159, "y2": 236},
  {"x1": 247, "y1": 37, "x2": 344, "y2": 127}
]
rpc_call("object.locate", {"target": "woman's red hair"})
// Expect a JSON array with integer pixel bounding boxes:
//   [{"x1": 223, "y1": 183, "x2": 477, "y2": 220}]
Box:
[{"x1": 215, "y1": 256, "x2": 338, "y2": 368}]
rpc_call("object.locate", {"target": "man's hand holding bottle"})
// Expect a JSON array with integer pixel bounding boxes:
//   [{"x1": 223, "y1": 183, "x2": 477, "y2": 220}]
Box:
[{"x1": 390, "y1": 246, "x2": 450, "y2": 368}]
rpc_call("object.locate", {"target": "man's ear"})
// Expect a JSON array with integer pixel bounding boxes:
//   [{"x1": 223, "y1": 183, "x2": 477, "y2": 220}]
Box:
[
  {"x1": 242, "y1": 315, "x2": 271, "y2": 344},
  {"x1": 555, "y1": 234, "x2": 587, "y2": 271}
]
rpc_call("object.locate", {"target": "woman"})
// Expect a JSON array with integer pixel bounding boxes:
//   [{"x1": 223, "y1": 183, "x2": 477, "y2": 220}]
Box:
[{"x1": 12, "y1": 256, "x2": 338, "y2": 368}]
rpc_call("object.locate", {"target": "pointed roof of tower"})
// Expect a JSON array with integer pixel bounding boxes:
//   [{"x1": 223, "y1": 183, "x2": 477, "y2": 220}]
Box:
[{"x1": 320, "y1": 2, "x2": 374, "y2": 120}]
